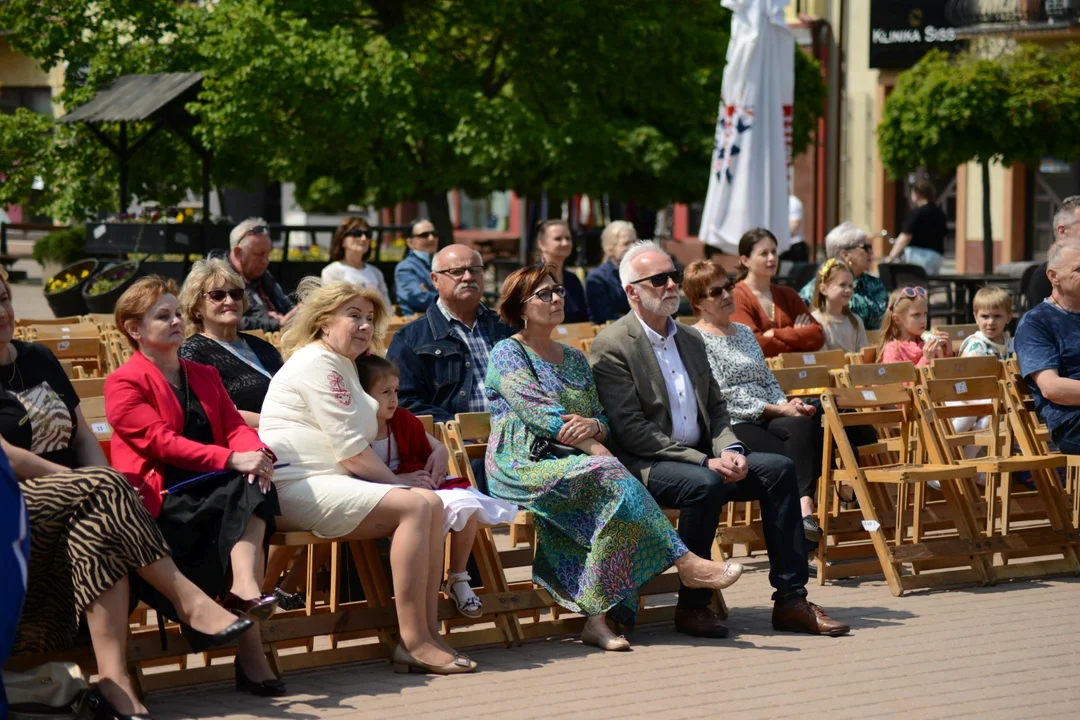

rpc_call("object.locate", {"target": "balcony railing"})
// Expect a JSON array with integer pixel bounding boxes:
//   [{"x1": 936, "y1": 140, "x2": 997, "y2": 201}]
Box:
[{"x1": 946, "y1": 0, "x2": 1080, "y2": 28}]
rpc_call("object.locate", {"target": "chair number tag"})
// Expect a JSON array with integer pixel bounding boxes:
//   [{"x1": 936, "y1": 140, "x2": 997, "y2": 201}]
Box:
[
  {"x1": 954, "y1": 381, "x2": 968, "y2": 394},
  {"x1": 862, "y1": 390, "x2": 877, "y2": 401},
  {"x1": 861, "y1": 520, "x2": 881, "y2": 532},
  {"x1": 877, "y1": 367, "x2": 887, "y2": 376},
  {"x1": 61, "y1": 327, "x2": 70, "y2": 332},
  {"x1": 57, "y1": 340, "x2": 70, "y2": 351},
  {"x1": 798, "y1": 370, "x2": 808, "y2": 379},
  {"x1": 91, "y1": 422, "x2": 110, "y2": 434},
  {"x1": 802, "y1": 354, "x2": 816, "y2": 364},
  {"x1": 557, "y1": 327, "x2": 568, "y2": 335},
  {"x1": 957, "y1": 330, "x2": 965, "y2": 337}
]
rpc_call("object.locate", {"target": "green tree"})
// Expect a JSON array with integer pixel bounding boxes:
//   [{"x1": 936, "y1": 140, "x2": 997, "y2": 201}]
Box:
[
  {"x1": 878, "y1": 45, "x2": 1080, "y2": 273},
  {"x1": 1, "y1": 0, "x2": 826, "y2": 241}
]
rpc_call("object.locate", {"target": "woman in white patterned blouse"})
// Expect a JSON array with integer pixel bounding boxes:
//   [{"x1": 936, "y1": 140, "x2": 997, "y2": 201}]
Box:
[{"x1": 683, "y1": 261, "x2": 825, "y2": 546}]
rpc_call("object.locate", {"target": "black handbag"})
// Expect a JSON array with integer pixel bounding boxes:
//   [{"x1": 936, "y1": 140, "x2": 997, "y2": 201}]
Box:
[{"x1": 512, "y1": 339, "x2": 586, "y2": 463}]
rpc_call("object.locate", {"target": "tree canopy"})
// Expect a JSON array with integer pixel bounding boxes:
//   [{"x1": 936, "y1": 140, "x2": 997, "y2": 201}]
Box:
[{"x1": 0, "y1": 0, "x2": 826, "y2": 230}]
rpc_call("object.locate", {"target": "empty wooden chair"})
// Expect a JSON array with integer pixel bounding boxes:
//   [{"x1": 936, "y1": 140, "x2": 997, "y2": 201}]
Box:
[
  {"x1": 70, "y1": 376, "x2": 107, "y2": 400},
  {"x1": 774, "y1": 348, "x2": 847, "y2": 370},
  {"x1": 34, "y1": 336, "x2": 104, "y2": 377},
  {"x1": 16, "y1": 316, "x2": 83, "y2": 327}
]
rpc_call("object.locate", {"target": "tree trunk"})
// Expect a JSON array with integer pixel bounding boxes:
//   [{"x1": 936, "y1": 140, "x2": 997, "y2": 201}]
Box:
[
  {"x1": 981, "y1": 160, "x2": 993, "y2": 275},
  {"x1": 422, "y1": 190, "x2": 455, "y2": 249}
]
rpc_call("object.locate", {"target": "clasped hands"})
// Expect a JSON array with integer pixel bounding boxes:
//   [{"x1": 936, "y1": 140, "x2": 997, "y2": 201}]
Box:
[
  {"x1": 398, "y1": 445, "x2": 451, "y2": 490},
  {"x1": 706, "y1": 451, "x2": 749, "y2": 482}
]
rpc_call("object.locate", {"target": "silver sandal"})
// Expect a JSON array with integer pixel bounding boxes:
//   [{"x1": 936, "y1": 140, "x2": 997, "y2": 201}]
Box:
[{"x1": 442, "y1": 571, "x2": 483, "y2": 619}]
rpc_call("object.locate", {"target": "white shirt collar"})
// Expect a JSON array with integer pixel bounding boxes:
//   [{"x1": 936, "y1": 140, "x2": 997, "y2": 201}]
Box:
[{"x1": 634, "y1": 312, "x2": 678, "y2": 348}]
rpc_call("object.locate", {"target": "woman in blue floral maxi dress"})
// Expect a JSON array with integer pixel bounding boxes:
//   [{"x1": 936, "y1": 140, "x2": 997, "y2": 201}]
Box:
[{"x1": 485, "y1": 339, "x2": 688, "y2": 629}]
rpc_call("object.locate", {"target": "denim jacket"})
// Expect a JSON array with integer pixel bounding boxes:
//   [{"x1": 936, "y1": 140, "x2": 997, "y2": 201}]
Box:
[
  {"x1": 387, "y1": 303, "x2": 515, "y2": 422},
  {"x1": 394, "y1": 251, "x2": 439, "y2": 316}
]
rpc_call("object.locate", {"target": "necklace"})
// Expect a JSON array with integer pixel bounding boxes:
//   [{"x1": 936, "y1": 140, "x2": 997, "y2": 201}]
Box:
[{"x1": 1, "y1": 344, "x2": 21, "y2": 389}]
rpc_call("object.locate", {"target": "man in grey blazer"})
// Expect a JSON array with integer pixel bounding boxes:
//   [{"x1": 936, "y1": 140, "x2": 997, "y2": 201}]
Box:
[{"x1": 589, "y1": 241, "x2": 848, "y2": 639}]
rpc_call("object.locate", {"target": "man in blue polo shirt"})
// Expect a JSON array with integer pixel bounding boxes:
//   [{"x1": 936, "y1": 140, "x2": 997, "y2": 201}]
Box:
[{"x1": 1016, "y1": 239, "x2": 1080, "y2": 453}]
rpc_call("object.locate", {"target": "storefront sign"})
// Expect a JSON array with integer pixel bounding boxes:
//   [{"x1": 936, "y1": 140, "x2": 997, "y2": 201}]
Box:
[{"x1": 870, "y1": 1, "x2": 963, "y2": 69}]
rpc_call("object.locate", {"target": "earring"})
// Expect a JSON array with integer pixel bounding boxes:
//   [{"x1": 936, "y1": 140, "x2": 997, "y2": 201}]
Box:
[
  {"x1": 195, "y1": 313, "x2": 202, "y2": 319},
  {"x1": 524, "y1": 317, "x2": 529, "y2": 330}
]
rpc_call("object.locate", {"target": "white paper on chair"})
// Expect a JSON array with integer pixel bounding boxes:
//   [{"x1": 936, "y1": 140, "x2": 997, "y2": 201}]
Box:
[
  {"x1": 861, "y1": 520, "x2": 881, "y2": 532},
  {"x1": 954, "y1": 381, "x2": 968, "y2": 395},
  {"x1": 862, "y1": 390, "x2": 877, "y2": 401}
]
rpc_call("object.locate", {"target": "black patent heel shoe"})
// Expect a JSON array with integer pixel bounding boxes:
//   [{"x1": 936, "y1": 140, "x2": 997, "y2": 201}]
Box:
[
  {"x1": 185, "y1": 617, "x2": 253, "y2": 649},
  {"x1": 84, "y1": 688, "x2": 153, "y2": 720},
  {"x1": 223, "y1": 592, "x2": 279, "y2": 623},
  {"x1": 234, "y1": 655, "x2": 287, "y2": 697}
]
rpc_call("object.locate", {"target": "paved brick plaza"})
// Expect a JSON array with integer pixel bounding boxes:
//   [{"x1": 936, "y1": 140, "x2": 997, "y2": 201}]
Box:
[{"x1": 148, "y1": 557, "x2": 1080, "y2": 720}]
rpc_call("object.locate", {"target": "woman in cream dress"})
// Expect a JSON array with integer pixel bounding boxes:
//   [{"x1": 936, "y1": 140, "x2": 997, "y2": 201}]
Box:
[{"x1": 259, "y1": 279, "x2": 475, "y2": 675}]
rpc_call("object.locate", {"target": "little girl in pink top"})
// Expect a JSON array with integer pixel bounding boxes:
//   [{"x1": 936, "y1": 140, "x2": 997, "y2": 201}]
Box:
[{"x1": 876, "y1": 286, "x2": 952, "y2": 366}]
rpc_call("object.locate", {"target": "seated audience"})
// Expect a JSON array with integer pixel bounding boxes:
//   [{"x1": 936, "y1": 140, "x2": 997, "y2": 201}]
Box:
[
  {"x1": 0, "y1": 270, "x2": 250, "y2": 718},
  {"x1": 356, "y1": 355, "x2": 515, "y2": 619},
  {"x1": 322, "y1": 216, "x2": 391, "y2": 308},
  {"x1": 106, "y1": 277, "x2": 285, "y2": 696},
  {"x1": 1017, "y1": 240, "x2": 1080, "y2": 455},
  {"x1": 259, "y1": 279, "x2": 476, "y2": 674},
  {"x1": 395, "y1": 218, "x2": 440, "y2": 315},
  {"x1": 589, "y1": 241, "x2": 849, "y2": 638},
  {"x1": 808, "y1": 259, "x2": 868, "y2": 354},
  {"x1": 535, "y1": 219, "x2": 589, "y2": 323},
  {"x1": 732, "y1": 227, "x2": 825, "y2": 357},
  {"x1": 179, "y1": 259, "x2": 283, "y2": 428},
  {"x1": 586, "y1": 220, "x2": 636, "y2": 323},
  {"x1": 799, "y1": 222, "x2": 887, "y2": 331},
  {"x1": 388, "y1": 244, "x2": 515, "y2": 492},
  {"x1": 227, "y1": 218, "x2": 296, "y2": 331},
  {"x1": 877, "y1": 287, "x2": 951, "y2": 365},
  {"x1": 487, "y1": 264, "x2": 742, "y2": 651},
  {"x1": 683, "y1": 260, "x2": 824, "y2": 545}
]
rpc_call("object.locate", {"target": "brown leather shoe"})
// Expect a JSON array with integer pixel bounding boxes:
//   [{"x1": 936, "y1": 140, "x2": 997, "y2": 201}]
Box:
[
  {"x1": 772, "y1": 596, "x2": 849, "y2": 636},
  {"x1": 674, "y1": 606, "x2": 729, "y2": 638}
]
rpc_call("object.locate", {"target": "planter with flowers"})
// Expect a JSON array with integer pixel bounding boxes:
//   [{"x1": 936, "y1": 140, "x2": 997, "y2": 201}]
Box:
[
  {"x1": 44, "y1": 259, "x2": 99, "y2": 318},
  {"x1": 83, "y1": 260, "x2": 144, "y2": 314},
  {"x1": 86, "y1": 208, "x2": 232, "y2": 255}
]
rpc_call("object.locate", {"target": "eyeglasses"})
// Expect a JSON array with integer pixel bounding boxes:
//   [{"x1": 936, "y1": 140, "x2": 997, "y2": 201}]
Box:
[
  {"x1": 526, "y1": 285, "x2": 566, "y2": 304},
  {"x1": 631, "y1": 269, "x2": 683, "y2": 288},
  {"x1": 346, "y1": 229, "x2": 372, "y2": 239},
  {"x1": 435, "y1": 265, "x2": 483, "y2": 280},
  {"x1": 204, "y1": 288, "x2": 245, "y2": 303},
  {"x1": 856, "y1": 243, "x2": 873, "y2": 253},
  {"x1": 243, "y1": 225, "x2": 269, "y2": 238},
  {"x1": 706, "y1": 281, "x2": 736, "y2": 298},
  {"x1": 414, "y1": 230, "x2": 439, "y2": 240}
]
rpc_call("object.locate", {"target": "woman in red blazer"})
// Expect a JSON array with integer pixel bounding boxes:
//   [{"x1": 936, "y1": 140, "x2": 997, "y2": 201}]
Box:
[
  {"x1": 730, "y1": 227, "x2": 825, "y2": 358},
  {"x1": 106, "y1": 276, "x2": 285, "y2": 697}
]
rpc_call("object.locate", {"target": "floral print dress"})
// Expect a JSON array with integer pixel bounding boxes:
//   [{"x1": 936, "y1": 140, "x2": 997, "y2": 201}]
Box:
[{"x1": 485, "y1": 339, "x2": 687, "y2": 623}]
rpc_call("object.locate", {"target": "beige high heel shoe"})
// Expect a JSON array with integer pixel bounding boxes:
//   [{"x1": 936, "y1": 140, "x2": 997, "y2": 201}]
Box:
[
  {"x1": 392, "y1": 644, "x2": 478, "y2": 675},
  {"x1": 679, "y1": 560, "x2": 744, "y2": 591}
]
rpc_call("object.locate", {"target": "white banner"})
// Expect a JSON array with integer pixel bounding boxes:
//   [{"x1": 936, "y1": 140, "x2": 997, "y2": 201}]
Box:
[{"x1": 699, "y1": 0, "x2": 795, "y2": 254}]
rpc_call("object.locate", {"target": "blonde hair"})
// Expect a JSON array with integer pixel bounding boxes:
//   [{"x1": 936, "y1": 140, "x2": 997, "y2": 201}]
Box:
[
  {"x1": 278, "y1": 277, "x2": 390, "y2": 360},
  {"x1": 600, "y1": 220, "x2": 636, "y2": 258},
  {"x1": 810, "y1": 258, "x2": 859, "y2": 332},
  {"x1": 178, "y1": 258, "x2": 248, "y2": 336},
  {"x1": 972, "y1": 285, "x2": 1012, "y2": 316},
  {"x1": 875, "y1": 289, "x2": 926, "y2": 361}
]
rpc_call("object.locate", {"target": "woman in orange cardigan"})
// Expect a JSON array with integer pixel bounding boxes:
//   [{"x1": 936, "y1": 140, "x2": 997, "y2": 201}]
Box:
[
  {"x1": 105, "y1": 276, "x2": 286, "y2": 697},
  {"x1": 731, "y1": 228, "x2": 824, "y2": 358}
]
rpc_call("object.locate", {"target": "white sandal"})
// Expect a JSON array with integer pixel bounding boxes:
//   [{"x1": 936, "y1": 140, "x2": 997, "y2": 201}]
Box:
[{"x1": 443, "y1": 571, "x2": 483, "y2": 619}]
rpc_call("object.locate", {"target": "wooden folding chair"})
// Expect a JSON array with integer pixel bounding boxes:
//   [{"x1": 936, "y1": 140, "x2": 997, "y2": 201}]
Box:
[
  {"x1": 29, "y1": 323, "x2": 102, "y2": 340},
  {"x1": 70, "y1": 376, "x2": 107, "y2": 400},
  {"x1": 838, "y1": 360, "x2": 919, "y2": 389},
  {"x1": 933, "y1": 323, "x2": 979, "y2": 353},
  {"x1": 917, "y1": 378, "x2": 1079, "y2": 579},
  {"x1": 80, "y1": 396, "x2": 112, "y2": 441},
  {"x1": 846, "y1": 346, "x2": 878, "y2": 366},
  {"x1": 773, "y1": 348, "x2": 847, "y2": 370},
  {"x1": 35, "y1": 336, "x2": 104, "y2": 377},
  {"x1": 772, "y1": 366, "x2": 831, "y2": 399},
  {"x1": 819, "y1": 383, "x2": 990, "y2": 595},
  {"x1": 16, "y1": 316, "x2": 84, "y2": 327}
]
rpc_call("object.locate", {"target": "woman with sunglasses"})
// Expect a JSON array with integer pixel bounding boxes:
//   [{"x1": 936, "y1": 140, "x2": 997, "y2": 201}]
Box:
[
  {"x1": 797, "y1": 222, "x2": 888, "y2": 331},
  {"x1": 731, "y1": 227, "x2": 824, "y2": 357},
  {"x1": 485, "y1": 265, "x2": 742, "y2": 652},
  {"x1": 106, "y1": 277, "x2": 286, "y2": 697},
  {"x1": 322, "y1": 216, "x2": 390, "y2": 308},
  {"x1": 179, "y1": 259, "x2": 284, "y2": 430},
  {"x1": 683, "y1": 260, "x2": 825, "y2": 546},
  {"x1": 876, "y1": 286, "x2": 952, "y2": 365}
]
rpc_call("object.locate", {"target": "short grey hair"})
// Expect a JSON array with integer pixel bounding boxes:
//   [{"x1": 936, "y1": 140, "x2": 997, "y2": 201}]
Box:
[
  {"x1": 1048, "y1": 239, "x2": 1080, "y2": 270},
  {"x1": 600, "y1": 220, "x2": 636, "y2": 256},
  {"x1": 230, "y1": 217, "x2": 269, "y2": 249},
  {"x1": 431, "y1": 245, "x2": 482, "y2": 273},
  {"x1": 824, "y1": 222, "x2": 869, "y2": 259},
  {"x1": 619, "y1": 240, "x2": 668, "y2": 288},
  {"x1": 1053, "y1": 196, "x2": 1080, "y2": 238}
]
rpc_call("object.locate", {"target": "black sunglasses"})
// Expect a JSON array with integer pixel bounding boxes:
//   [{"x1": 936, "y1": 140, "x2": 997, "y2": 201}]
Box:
[
  {"x1": 346, "y1": 228, "x2": 373, "y2": 239},
  {"x1": 244, "y1": 225, "x2": 269, "y2": 237},
  {"x1": 204, "y1": 288, "x2": 245, "y2": 303},
  {"x1": 631, "y1": 269, "x2": 683, "y2": 288},
  {"x1": 706, "y1": 281, "x2": 736, "y2": 298},
  {"x1": 526, "y1": 285, "x2": 567, "y2": 303},
  {"x1": 414, "y1": 230, "x2": 439, "y2": 239}
]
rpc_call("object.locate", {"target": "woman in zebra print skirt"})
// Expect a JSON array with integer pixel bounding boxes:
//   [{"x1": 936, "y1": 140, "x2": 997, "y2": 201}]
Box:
[{"x1": 0, "y1": 269, "x2": 251, "y2": 720}]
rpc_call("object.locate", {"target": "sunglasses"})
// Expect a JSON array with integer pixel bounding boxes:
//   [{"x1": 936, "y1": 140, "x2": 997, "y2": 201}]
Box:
[
  {"x1": 856, "y1": 243, "x2": 873, "y2": 253},
  {"x1": 631, "y1": 269, "x2": 683, "y2": 288},
  {"x1": 435, "y1": 265, "x2": 483, "y2": 280},
  {"x1": 204, "y1": 288, "x2": 245, "y2": 303},
  {"x1": 414, "y1": 230, "x2": 439, "y2": 239},
  {"x1": 243, "y1": 225, "x2": 269, "y2": 238},
  {"x1": 888, "y1": 285, "x2": 927, "y2": 310},
  {"x1": 526, "y1": 285, "x2": 566, "y2": 304},
  {"x1": 706, "y1": 281, "x2": 736, "y2": 298},
  {"x1": 346, "y1": 228, "x2": 372, "y2": 239}
]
